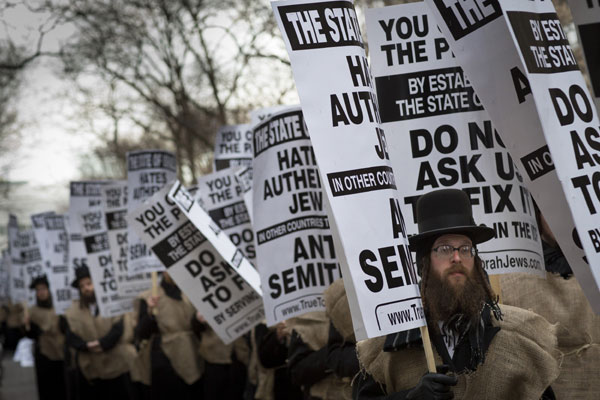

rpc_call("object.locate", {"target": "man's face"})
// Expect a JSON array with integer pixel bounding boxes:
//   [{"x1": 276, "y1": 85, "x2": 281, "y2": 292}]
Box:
[
  {"x1": 35, "y1": 284, "x2": 49, "y2": 302},
  {"x1": 78, "y1": 277, "x2": 95, "y2": 300},
  {"x1": 430, "y1": 233, "x2": 475, "y2": 288}
]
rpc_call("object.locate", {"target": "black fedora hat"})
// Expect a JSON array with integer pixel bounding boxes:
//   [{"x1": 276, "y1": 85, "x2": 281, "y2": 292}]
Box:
[
  {"x1": 71, "y1": 266, "x2": 91, "y2": 289},
  {"x1": 29, "y1": 274, "x2": 49, "y2": 290},
  {"x1": 409, "y1": 189, "x2": 495, "y2": 250}
]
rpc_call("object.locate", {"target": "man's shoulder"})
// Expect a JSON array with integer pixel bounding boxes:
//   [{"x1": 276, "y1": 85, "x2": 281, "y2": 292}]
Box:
[{"x1": 494, "y1": 304, "x2": 558, "y2": 355}]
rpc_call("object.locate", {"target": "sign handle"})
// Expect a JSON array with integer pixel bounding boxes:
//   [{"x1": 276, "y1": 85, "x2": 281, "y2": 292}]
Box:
[
  {"x1": 489, "y1": 275, "x2": 502, "y2": 303},
  {"x1": 419, "y1": 325, "x2": 437, "y2": 373},
  {"x1": 151, "y1": 271, "x2": 158, "y2": 316}
]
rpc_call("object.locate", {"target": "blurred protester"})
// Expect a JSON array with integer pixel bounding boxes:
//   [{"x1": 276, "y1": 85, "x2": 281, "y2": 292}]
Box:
[
  {"x1": 257, "y1": 321, "x2": 303, "y2": 400},
  {"x1": 287, "y1": 309, "x2": 353, "y2": 400},
  {"x1": 23, "y1": 275, "x2": 66, "y2": 400},
  {"x1": 62, "y1": 266, "x2": 135, "y2": 400},
  {"x1": 132, "y1": 271, "x2": 204, "y2": 400},
  {"x1": 198, "y1": 318, "x2": 248, "y2": 400}
]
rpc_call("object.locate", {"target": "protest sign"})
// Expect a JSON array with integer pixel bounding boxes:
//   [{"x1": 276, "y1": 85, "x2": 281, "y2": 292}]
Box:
[
  {"x1": 365, "y1": 3, "x2": 544, "y2": 277},
  {"x1": 213, "y1": 124, "x2": 253, "y2": 171},
  {"x1": 43, "y1": 214, "x2": 72, "y2": 314},
  {"x1": 425, "y1": 0, "x2": 600, "y2": 312},
  {"x1": 196, "y1": 168, "x2": 256, "y2": 264},
  {"x1": 272, "y1": 0, "x2": 425, "y2": 339},
  {"x1": 567, "y1": 0, "x2": 600, "y2": 113},
  {"x1": 169, "y1": 181, "x2": 262, "y2": 294},
  {"x1": 103, "y1": 181, "x2": 152, "y2": 297},
  {"x1": 77, "y1": 184, "x2": 134, "y2": 317},
  {"x1": 129, "y1": 184, "x2": 264, "y2": 343},
  {"x1": 251, "y1": 105, "x2": 342, "y2": 325},
  {"x1": 7, "y1": 215, "x2": 27, "y2": 304},
  {"x1": 30, "y1": 211, "x2": 55, "y2": 270},
  {"x1": 233, "y1": 166, "x2": 254, "y2": 223},
  {"x1": 127, "y1": 150, "x2": 177, "y2": 275},
  {"x1": 68, "y1": 182, "x2": 107, "y2": 287},
  {"x1": 18, "y1": 229, "x2": 44, "y2": 306}
]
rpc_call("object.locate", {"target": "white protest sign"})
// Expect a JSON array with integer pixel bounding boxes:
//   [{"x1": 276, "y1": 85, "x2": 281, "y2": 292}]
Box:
[
  {"x1": 214, "y1": 124, "x2": 253, "y2": 171},
  {"x1": 7, "y1": 215, "x2": 26, "y2": 304},
  {"x1": 68, "y1": 182, "x2": 107, "y2": 287},
  {"x1": 77, "y1": 185, "x2": 134, "y2": 317},
  {"x1": 425, "y1": 0, "x2": 600, "y2": 312},
  {"x1": 129, "y1": 184, "x2": 264, "y2": 343},
  {"x1": 252, "y1": 105, "x2": 342, "y2": 325},
  {"x1": 18, "y1": 229, "x2": 44, "y2": 306},
  {"x1": 567, "y1": 0, "x2": 600, "y2": 113},
  {"x1": 272, "y1": 0, "x2": 425, "y2": 339},
  {"x1": 169, "y1": 181, "x2": 262, "y2": 294},
  {"x1": 365, "y1": 3, "x2": 544, "y2": 276},
  {"x1": 196, "y1": 168, "x2": 256, "y2": 264},
  {"x1": 43, "y1": 214, "x2": 72, "y2": 314},
  {"x1": 30, "y1": 211, "x2": 55, "y2": 270},
  {"x1": 127, "y1": 150, "x2": 177, "y2": 275},
  {"x1": 233, "y1": 166, "x2": 254, "y2": 223},
  {"x1": 103, "y1": 181, "x2": 152, "y2": 297}
]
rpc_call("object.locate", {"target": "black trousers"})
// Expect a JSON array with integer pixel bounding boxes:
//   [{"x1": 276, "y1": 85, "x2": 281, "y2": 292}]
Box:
[{"x1": 34, "y1": 350, "x2": 67, "y2": 400}]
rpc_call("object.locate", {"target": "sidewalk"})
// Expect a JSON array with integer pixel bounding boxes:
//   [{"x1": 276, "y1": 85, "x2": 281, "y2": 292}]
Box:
[{"x1": 0, "y1": 351, "x2": 37, "y2": 400}]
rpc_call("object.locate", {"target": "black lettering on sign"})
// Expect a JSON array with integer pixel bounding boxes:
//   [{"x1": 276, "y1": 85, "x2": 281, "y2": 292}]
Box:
[
  {"x1": 511, "y1": 67, "x2": 532, "y2": 104},
  {"x1": 268, "y1": 260, "x2": 340, "y2": 299},
  {"x1": 520, "y1": 145, "x2": 555, "y2": 180},
  {"x1": 278, "y1": 1, "x2": 364, "y2": 50},
  {"x1": 377, "y1": 67, "x2": 483, "y2": 122},
  {"x1": 151, "y1": 221, "x2": 207, "y2": 268},
  {"x1": 549, "y1": 85, "x2": 594, "y2": 127},
  {"x1": 84, "y1": 233, "x2": 110, "y2": 254},
  {"x1": 106, "y1": 210, "x2": 127, "y2": 231},
  {"x1": 209, "y1": 201, "x2": 250, "y2": 230},
  {"x1": 589, "y1": 226, "x2": 600, "y2": 253},
  {"x1": 70, "y1": 182, "x2": 104, "y2": 197},
  {"x1": 572, "y1": 171, "x2": 600, "y2": 215},
  {"x1": 215, "y1": 158, "x2": 252, "y2": 171},
  {"x1": 45, "y1": 215, "x2": 65, "y2": 230},
  {"x1": 327, "y1": 166, "x2": 396, "y2": 197},
  {"x1": 577, "y1": 22, "x2": 600, "y2": 98},
  {"x1": 359, "y1": 244, "x2": 417, "y2": 293},
  {"x1": 254, "y1": 110, "x2": 308, "y2": 156},
  {"x1": 127, "y1": 151, "x2": 177, "y2": 172},
  {"x1": 256, "y1": 215, "x2": 330, "y2": 245},
  {"x1": 432, "y1": 0, "x2": 502, "y2": 40},
  {"x1": 507, "y1": 12, "x2": 578, "y2": 74}
]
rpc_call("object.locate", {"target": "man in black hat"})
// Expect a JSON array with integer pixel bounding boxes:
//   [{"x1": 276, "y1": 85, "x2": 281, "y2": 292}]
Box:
[
  {"x1": 24, "y1": 275, "x2": 66, "y2": 400},
  {"x1": 62, "y1": 266, "x2": 135, "y2": 400},
  {"x1": 354, "y1": 189, "x2": 559, "y2": 400}
]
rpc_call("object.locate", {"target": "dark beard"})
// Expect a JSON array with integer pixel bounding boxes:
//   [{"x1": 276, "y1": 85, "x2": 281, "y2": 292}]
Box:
[
  {"x1": 80, "y1": 292, "x2": 97, "y2": 307},
  {"x1": 424, "y1": 264, "x2": 488, "y2": 330},
  {"x1": 37, "y1": 298, "x2": 53, "y2": 308}
]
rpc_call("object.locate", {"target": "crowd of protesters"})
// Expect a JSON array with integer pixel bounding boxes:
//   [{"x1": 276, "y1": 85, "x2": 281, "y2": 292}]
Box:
[{"x1": 0, "y1": 189, "x2": 598, "y2": 400}]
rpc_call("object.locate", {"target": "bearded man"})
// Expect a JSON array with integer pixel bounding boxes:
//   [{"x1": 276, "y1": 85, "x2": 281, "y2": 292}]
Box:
[
  {"x1": 354, "y1": 189, "x2": 560, "y2": 400},
  {"x1": 62, "y1": 266, "x2": 135, "y2": 400}
]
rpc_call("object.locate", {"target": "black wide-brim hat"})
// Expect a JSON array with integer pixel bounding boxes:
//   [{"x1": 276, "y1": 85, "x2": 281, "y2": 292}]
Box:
[
  {"x1": 409, "y1": 189, "x2": 495, "y2": 250},
  {"x1": 29, "y1": 274, "x2": 49, "y2": 290},
  {"x1": 71, "y1": 266, "x2": 91, "y2": 289}
]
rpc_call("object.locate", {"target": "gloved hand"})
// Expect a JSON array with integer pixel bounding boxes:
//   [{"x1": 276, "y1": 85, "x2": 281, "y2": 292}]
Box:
[{"x1": 405, "y1": 365, "x2": 458, "y2": 400}]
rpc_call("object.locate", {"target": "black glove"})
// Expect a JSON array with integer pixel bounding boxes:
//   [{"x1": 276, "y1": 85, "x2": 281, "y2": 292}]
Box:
[{"x1": 406, "y1": 365, "x2": 458, "y2": 400}]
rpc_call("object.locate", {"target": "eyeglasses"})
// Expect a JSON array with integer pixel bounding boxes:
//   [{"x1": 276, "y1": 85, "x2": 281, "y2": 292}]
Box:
[{"x1": 431, "y1": 244, "x2": 477, "y2": 258}]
